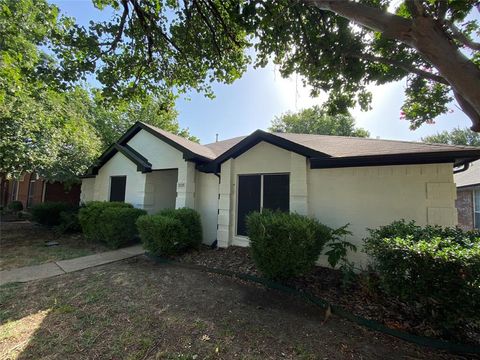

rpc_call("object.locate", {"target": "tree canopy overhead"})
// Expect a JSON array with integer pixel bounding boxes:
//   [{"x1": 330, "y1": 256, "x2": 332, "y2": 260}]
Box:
[
  {"x1": 0, "y1": 0, "x2": 196, "y2": 182},
  {"x1": 47, "y1": 0, "x2": 480, "y2": 131},
  {"x1": 269, "y1": 106, "x2": 370, "y2": 138}
]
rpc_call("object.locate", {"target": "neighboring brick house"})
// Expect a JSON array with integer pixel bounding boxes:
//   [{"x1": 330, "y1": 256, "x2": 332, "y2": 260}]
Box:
[
  {"x1": 0, "y1": 173, "x2": 80, "y2": 209},
  {"x1": 454, "y1": 160, "x2": 480, "y2": 230}
]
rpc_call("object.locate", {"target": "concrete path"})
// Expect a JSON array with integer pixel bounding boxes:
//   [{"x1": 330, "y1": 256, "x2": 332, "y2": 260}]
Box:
[{"x1": 0, "y1": 245, "x2": 145, "y2": 286}]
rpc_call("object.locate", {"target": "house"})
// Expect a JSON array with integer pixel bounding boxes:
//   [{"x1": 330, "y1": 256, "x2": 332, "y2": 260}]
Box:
[
  {"x1": 80, "y1": 122, "x2": 480, "y2": 265},
  {"x1": 0, "y1": 173, "x2": 80, "y2": 209},
  {"x1": 454, "y1": 160, "x2": 480, "y2": 230}
]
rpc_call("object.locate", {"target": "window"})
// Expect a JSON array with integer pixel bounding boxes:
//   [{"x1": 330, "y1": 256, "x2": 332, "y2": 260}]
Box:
[
  {"x1": 11, "y1": 180, "x2": 18, "y2": 201},
  {"x1": 27, "y1": 180, "x2": 35, "y2": 208},
  {"x1": 110, "y1": 176, "x2": 127, "y2": 202},
  {"x1": 236, "y1": 173, "x2": 290, "y2": 236},
  {"x1": 474, "y1": 189, "x2": 480, "y2": 229}
]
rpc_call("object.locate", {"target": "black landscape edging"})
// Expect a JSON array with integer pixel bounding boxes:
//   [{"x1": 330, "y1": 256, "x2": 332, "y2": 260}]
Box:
[{"x1": 146, "y1": 253, "x2": 480, "y2": 355}]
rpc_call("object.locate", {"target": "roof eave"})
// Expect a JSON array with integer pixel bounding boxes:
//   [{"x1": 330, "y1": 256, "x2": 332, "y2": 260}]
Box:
[{"x1": 310, "y1": 150, "x2": 480, "y2": 169}]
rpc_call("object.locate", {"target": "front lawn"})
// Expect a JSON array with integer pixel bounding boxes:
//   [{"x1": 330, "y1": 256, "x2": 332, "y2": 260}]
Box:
[
  {"x1": 0, "y1": 257, "x2": 459, "y2": 359},
  {"x1": 0, "y1": 222, "x2": 108, "y2": 270}
]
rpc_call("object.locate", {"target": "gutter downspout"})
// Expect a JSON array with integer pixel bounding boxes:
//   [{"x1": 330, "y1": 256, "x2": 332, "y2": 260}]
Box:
[{"x1": 454, "y1": 162, "x2": 470, "y2": 174}]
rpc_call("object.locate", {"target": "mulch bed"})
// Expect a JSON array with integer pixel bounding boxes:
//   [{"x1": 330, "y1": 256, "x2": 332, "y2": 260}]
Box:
[{"x1": 175, "y1": 245, "x2": 480, "y2": 347}]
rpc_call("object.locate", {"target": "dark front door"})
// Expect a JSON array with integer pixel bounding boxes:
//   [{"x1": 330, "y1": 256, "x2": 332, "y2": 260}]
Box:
[
  {"x1": 237, "y1": 175, "x2": 261, "y2": 236},
  {"x1": 110, "y1": 176, "x2": 126, "y2": 202}
]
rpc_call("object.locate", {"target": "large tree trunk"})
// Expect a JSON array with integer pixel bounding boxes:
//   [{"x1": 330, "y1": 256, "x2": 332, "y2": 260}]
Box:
[{"x1": 309, "y1": 0, "x2": 480, "y2": 131}]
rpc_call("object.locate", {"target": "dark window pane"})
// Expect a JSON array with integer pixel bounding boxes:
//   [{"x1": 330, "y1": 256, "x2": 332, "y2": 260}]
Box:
[
  {"x1": 263, "y1": 174, "x2": 289, "y2": 212},
  {"x1": 237, "y1": 175, "x2": 261, "y2": 236},
  {"x1": 110, "y1": 176, "x2": 126, "y2": 202},
  {"x1": 27, "y1": 181, "x2": 35, "y2": 208}
]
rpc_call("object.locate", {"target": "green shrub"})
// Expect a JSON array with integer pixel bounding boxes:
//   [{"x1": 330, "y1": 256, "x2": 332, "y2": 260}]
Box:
[
  {"x1": 78, "y1": 201, "x2": 133, "y2": 242},
  {"x1": 137, "y1": 214, "x2": 189, "y2": 256},
  {"x1": 364, "y1": 220, "x2": 480, "y2": 335},
  {"x1": 55, "y1": 210, "x2": 82, "y2": 233},
  {"x1": 246, "y1": 210, "x2": 332, "y2": 280},
  {"x1": 159, "y1": 207, "x2": 203, "y2": 249},
  {"x1": 98, "y1": 207, "x2": 147, "y2": 248},
  {"x1": 8, "y1": 201, "x2": 23, "y2": 213},
  {"x1": 31, "y1": 202, "x2": 75, "y2": 226}
]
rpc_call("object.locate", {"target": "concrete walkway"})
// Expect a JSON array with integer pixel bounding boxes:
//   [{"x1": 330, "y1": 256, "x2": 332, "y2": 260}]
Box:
[{"x1": 0, "y1": 245, "x2": 145, "y2": 286}]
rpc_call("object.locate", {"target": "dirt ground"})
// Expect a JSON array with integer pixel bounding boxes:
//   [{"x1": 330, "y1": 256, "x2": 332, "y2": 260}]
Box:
[
  {"x1": 0, "y1": 222, "x2": 108, "y2": 270},
  {"x1": 0, "y1": 256, "x2": 470, "y2": 360}
]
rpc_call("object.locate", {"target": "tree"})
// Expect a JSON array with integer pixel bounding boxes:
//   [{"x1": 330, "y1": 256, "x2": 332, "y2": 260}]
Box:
[
  {"x1": 89, "y1": 92, "x2": 199, "y2": 149},
  {"x1": 422, "y1": 127, "x2": 480, "y2": 147},
  {"x1": 49, "y1": 0, "x2": 480, "y2": 131},
  {"x1": 269, "y1": 106, "x2": 370, "y2": 137},
  {"x1": 0, "y1": 0, "x2": 196, "y2": 182},
  {"x1": 0, "y1": 0, "x2": 101, "y2": 183}
]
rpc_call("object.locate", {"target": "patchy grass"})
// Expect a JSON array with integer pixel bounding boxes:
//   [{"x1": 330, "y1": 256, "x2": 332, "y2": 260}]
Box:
[
  {"x1": 0, "y1": 257, "x2": 462, "y2": 359},
  {"x1": 0, "y1": 222, "x2": 108, "y2": 270}
]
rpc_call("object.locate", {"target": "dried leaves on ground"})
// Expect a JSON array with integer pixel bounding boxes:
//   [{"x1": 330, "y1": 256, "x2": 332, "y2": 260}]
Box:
[
  {"x1": 175, "y1": 246, "x2": 480, "y2": 347},
  {"x1": 0, "y1": 257, "x2": 462, "y2": 360}
]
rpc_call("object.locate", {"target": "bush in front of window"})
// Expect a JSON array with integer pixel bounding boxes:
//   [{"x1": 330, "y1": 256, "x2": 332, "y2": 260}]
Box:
[
  {"x1": 31, "y1": 202, "x2": 76, "y2": 226},
  {"x1": 97, "y1": 207, "x2": 147, "y2": 248},
  {"x1": 159, "y1": 208, "x2": 203, "y2": 249},
  {"x1": 7, "y1": 200, "x2": 23, "y2": 213},
  {"x1": 364, "y1": 220, "x2": 480, "y2": 338},
  {"x1": 136, "y1": 214, "x2": 189, "y2": 256},
  {"x1": 78, "y1": 201, "x2": 133, "y2": 242},
  {"x1": 246, "y1": 210, "x2": 332, "y2": 280}
]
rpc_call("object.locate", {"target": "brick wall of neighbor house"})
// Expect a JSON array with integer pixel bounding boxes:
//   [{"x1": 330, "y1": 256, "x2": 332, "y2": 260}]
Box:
[
  {"x1": 14, "y1": 173, "x2": 44, "y2": 208},
  {"x1": 456, "y1": 188, "x2": 474, "y2": 230},
  {"x1": 4, "y1": 174, "x2": 80, "y2": 208},
  {"x1": 44, "y1": 182, "x2": 81, "y2": 205}
]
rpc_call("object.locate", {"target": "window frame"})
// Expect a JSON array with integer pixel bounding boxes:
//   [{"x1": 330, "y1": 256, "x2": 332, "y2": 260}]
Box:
[
  {"x1": 11, "y1": 180, "x2": 18, "y2": 201},
  {"x1": 27, "y1": 179, "x2": 35, "y2": 208},
  {"x1": 109, "y1": 175, "x2": 127, "y2": 202},
  {"x1": 235, "y1": 172, "x2": 290, "y2": 237}
]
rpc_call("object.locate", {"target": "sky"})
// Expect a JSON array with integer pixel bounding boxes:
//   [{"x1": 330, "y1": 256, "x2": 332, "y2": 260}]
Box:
[{"x1": 52, "y1": 0, "x2": 475, "y2": 144}]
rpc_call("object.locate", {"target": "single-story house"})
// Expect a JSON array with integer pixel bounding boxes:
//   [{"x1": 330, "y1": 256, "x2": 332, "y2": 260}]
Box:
[
  {"x1": 454, "y1": 160, "x2": 480, "y2": 230},
  {"x1": 80, "y1": 122, "x2": 480, "y2": 265},
  {"x1": 1, "y1": 173, "x2": 80, "y2": 209}
]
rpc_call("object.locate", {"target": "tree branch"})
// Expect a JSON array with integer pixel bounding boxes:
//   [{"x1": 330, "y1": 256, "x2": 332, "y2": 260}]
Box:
[
  {"x1": 454, "y1": 91, "x2": 480, "y2": 131},
  {"x1": 108, "y1": 0, "x2": 129, "y2": 52},
  {"x1": 306, "y1": 0, "x2": 414, "y2": 42},
  {"x1": 445, "y1": 20, "x2": 480, "y2": 51},
  {"x1": 192, "y1": 0, "x2": 222, "y2": 54},
  {"x1": 347, "y1": 52, "x2": 448, "y2": 85}
]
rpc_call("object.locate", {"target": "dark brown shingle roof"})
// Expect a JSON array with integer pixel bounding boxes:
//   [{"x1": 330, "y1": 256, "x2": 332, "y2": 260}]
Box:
[
  {"x1": 86, "y1": 122, "x2": 480, "y2": 176},
  {"x1": 272, "y1": 132, "x2": 478, "y2": 157},
  {"x1": 204, "y1": 136, "x2": 247, "y2": 157},
  {"x1": 141, "y1": 122, "x2": 217, "y2": 160}
]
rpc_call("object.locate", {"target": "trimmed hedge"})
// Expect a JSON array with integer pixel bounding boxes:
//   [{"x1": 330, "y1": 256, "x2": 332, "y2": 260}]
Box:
[
  {"x1": 246, "y1": 210, "x2": 332, "y2": 280},
  {"x1": 98, "y1": 207, "x2": 147, "y2": 248},
  {"x1": 137, "y1": 208, "x2": 203, "y2": 256},
  {"x1": 31, "y1": 202, "x2": 75, "y2": 226},
  {"x1": 159, "y1": 207, "x2": 203, "y2": 249},
  {"x1": 8, "y1": 201, "x2": 23, "y2": 213},
  {"x1": 364, "y1": 220, "x2": 480, "y2": 335},
  {"x1": 55, "y1": 210, "x2": 82, "y2": 233},
  {"x1": 137, "y1": 214, "x2": 188, "y2": 256},
  {"x1": 78, "y1": 201, "x2": 133, "y2": 242}
]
